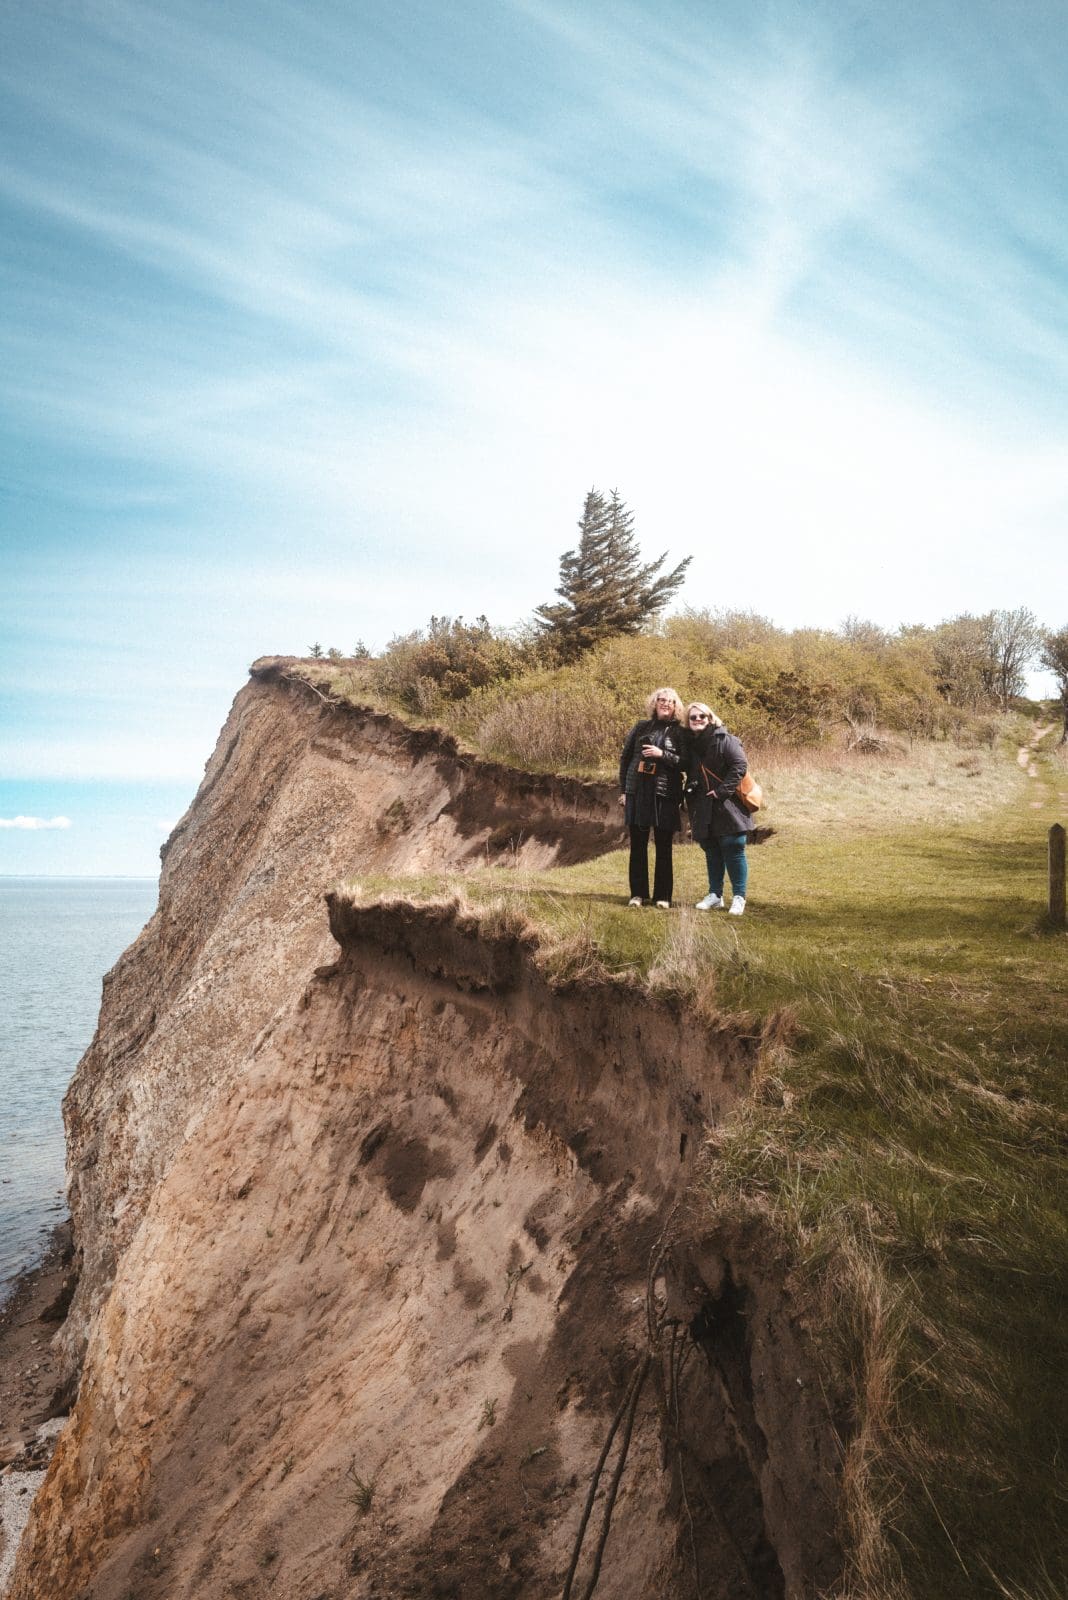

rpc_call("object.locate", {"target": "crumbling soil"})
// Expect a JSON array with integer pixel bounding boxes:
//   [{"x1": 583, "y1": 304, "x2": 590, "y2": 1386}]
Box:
[
  {"x1": 11, "y1": 901, "x2": 844, "y2": 1600},
  {"x1": 8, "y1": 672, "x2": 848, "y2": 1599},
  {"x1": 58, "y1": 666, "x2": 624, "y2": 1380}
]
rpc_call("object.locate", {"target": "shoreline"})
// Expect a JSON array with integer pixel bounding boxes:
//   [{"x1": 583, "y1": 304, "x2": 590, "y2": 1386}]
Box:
[
  {"x1": 1, "y1": 1212, "x2": 70, "y2": 1317},
  {"x1": 0, "y1": 1222, "x2": 77, "y2": 1595}
]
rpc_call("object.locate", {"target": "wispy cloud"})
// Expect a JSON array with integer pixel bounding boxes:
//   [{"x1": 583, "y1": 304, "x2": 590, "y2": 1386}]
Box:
[
  {"x1": 2, "y1": 0, "x2": 1068, "y2": 824},
  {"x1": 3, "y1": 0, "x2": 1065, "y2": 531},
  {"x1": 0, "y1": 815, "x2": 72, "y2": 830}
]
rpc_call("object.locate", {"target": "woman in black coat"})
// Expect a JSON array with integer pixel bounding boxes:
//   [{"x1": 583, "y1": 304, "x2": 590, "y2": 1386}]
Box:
[
  {"x1": 618, "y1": 687, "x2": 687, "y2": 907},
  {"x1": 685, "y1": 701, "x2": 752, "y2": 916}
]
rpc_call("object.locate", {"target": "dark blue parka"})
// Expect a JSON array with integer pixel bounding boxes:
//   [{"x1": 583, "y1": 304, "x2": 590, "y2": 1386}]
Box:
[{"x1": 686, "y1": 725, "x2": 753, "y2": 840}]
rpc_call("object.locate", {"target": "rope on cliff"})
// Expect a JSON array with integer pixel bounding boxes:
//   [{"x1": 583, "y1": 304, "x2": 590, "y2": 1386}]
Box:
[
  {"x1": 668, "y1": 1319, "x2": 763, "y2": 1600},
  {"x1": 577, "y1": 1349, "x2": 652, "y2": 1600},
  {"x1": 560, "y1": 1349, "x2": 652, "y2": 1600},
  {"x1": 562, "y1": 1209, "x2": 769, "y2": 1600},
  {"x1": 561, "y1": 1228, "x2": 677, "y2": 1600},
  {"x1": 669, "y1": 1321, "x2": 704, "y2": 1599}
]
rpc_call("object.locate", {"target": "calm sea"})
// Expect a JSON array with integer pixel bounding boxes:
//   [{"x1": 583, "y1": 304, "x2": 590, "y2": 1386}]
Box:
[{"x1": 0, "y1": 877, "x2": 158, "y2": 1301}]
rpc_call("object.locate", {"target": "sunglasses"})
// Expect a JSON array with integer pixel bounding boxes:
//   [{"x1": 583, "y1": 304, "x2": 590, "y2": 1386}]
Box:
[{"x1": 688, "y1": 713, "x2": 710, "y2": 723}]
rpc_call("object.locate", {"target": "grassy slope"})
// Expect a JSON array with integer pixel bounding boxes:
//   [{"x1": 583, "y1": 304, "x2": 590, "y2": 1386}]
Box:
[{"x1": 345, "y1": 722, "x2": 1066, "y2": 1600}]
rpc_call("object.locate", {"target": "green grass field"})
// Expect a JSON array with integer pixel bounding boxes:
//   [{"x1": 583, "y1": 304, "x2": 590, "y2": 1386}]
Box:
[{"x1": 345, "y1": 721, "x2": 1067, "y2": 1600}]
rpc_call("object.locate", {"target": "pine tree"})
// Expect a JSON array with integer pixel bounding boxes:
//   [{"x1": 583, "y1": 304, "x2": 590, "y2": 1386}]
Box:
[{"x1": 535, "y1": 489, "x2": 690, "y2": 659}]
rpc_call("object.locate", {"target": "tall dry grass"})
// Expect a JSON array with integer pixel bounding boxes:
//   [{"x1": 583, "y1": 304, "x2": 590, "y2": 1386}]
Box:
[
  {"x1": 751, "y1": 732, "x2": 1020, "y2": 831},
  {"x1": 474, "y1": 684, "x2": 632, "y2": 771}
]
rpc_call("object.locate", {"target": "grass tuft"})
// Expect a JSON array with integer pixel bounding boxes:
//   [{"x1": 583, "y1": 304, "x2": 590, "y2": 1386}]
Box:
[{"x1": 345, "y1": 1461, "x2": 378, "y2": 1515}]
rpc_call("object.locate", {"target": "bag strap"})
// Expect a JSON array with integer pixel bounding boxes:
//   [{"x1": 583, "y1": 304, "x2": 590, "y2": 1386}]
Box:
[{"x1": 702, "y1": 762, "x2": 758, "y2": 803}]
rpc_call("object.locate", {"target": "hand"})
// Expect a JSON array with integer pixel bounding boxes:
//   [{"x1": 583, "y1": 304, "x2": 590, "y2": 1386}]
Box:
[
  {"x1": 640, "y1": 744, "x2": 660, "y2": 758},
  {"x1": 619, "y1": 793, "x2": 626, "y2": 807}
]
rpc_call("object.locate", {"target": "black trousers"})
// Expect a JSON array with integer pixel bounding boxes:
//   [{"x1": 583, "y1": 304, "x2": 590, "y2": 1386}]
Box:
[{"x1": 629, "y1": 824, "x2": 674, "y2": 903}]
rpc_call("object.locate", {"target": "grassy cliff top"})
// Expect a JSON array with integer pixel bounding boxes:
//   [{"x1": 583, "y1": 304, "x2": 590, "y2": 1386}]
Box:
[{"x1": 343, "y1": 721, "x2": 1068, "y2": 1600}]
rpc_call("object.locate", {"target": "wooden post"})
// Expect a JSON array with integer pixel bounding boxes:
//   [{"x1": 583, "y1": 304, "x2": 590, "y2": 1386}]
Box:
[{"x1": 1050, "y1": 824, "x2": 1067, "y2": 928}]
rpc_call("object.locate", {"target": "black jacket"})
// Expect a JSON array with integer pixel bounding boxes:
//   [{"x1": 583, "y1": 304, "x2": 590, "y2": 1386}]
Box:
[
  {"x1": 620, "y1": 717, "x2": 686, "y2": 830},
  {"x1": 686, "y1": 725, "x2": 752, "y2": 839}
]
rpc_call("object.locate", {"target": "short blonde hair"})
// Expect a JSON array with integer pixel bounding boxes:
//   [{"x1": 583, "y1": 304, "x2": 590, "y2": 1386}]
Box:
[
  {"x1": 645, "y1": 686, "x2": 684, "y2": 720},
  {"x1": 686, "y1": 701, "x2": 724, "y2": 728}
]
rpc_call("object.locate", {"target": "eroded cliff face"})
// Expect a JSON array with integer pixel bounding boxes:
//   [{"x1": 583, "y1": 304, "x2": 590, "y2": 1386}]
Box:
[
  {"x1": 11, "y1": 667, "x2": 847, "y2": 1599},
  {"x1": 13, "y1": 897, "x2": 842, "y2": 1600},
  {"x1": 59, "y1": 662, "x2": 623, "y2": 1368}
]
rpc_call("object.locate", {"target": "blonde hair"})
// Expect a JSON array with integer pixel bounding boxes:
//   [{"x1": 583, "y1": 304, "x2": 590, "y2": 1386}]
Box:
[
  {"x1": 686, "y1": 701, "x2": 724, "y2": 728},
  {"x1": 645, "y1": 686, "x2": 684, "y2": 721}
]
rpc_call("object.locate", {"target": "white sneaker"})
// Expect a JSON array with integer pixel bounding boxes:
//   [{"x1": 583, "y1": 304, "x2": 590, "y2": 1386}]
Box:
[
  {"x1": 728, "y1": 896, "x2": 746, "y2": 916},
  {"x1": 655, "y1": 900, "x2": 671, "y2": 909},
  {"x1": 695, "y1": 893, "x2": 724, "y2": 911},
  {"x1": 628, "y1": 896, "x2": 643, "y2": 908}
]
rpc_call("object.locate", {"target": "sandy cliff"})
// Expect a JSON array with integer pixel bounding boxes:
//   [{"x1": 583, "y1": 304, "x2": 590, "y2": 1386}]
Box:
[
  {"x1": 9, "y1": 666, "x2": 846, "y2": 1599},
  {"x1": 58, "y1": 660, "x2": 623, "y2": 1370}
]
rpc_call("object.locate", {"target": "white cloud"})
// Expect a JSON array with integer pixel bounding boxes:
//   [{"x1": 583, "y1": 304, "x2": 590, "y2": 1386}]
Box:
[{"x1": 0, "y1": 815, "x2": 72, "y2": 830}]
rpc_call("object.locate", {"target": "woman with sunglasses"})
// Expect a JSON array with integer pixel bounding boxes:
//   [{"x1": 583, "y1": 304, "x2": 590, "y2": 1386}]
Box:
[
  {"x1": 685, "y1": 702, "x2": 752, "y2": 916},
  {"x1": 618, "y1": 687, "x2": 686, "y2": 907}
]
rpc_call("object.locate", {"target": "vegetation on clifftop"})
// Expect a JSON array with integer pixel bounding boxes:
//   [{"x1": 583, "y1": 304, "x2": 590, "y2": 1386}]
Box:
[
  {"x1": 341, "y1": 721, "x2": 1067, "y2": 1600},
  {"x1": 294, "y1": 605, "x2": 1055, "y2": 779},
  {"x1": 296, "y1": 486, "x2": 1061, "y2": 770}
]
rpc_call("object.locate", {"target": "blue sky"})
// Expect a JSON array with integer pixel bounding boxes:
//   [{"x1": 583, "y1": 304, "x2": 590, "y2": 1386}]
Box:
[{"x1": 3, "y1": 0, "x2": 1067, "y2": 874}]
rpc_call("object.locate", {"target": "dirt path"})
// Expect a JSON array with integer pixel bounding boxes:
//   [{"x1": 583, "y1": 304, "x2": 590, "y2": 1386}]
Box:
[{"x1": 1017, "y1": 722, "x2": 1055, "y2": 805}]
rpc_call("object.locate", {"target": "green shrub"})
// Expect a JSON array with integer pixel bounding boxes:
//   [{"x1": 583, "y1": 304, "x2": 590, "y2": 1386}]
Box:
[
  {"x1": 664, "y1": 606, "x2": 784, "y2": 655},
  {"x1": 373, "y1": 615, "x2": 529, "y2": 715},
  {"x1": 320, "y1": 604, "x2": 1029, "y2": 770}
]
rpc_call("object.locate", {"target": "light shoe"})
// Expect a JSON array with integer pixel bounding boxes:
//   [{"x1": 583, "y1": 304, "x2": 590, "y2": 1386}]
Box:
[
  {"x1": 695, "y1": 893, "x2": 724, "y2": 911},
  {"x1": 628, "y1": 896, "x2": 643, "y2": 908},
  {"x1": 655, "y1": 900, "x2": 671, "y2": 909},
  {"x1": 728, "y1": 896, "x2": 746, "y2": 917}
]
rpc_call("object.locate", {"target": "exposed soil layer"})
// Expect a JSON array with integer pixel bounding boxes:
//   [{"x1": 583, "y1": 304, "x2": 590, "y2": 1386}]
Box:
[
  {"x1": 10, "y1": 900, "x2": 844, "y2": 1600},
  {"x1": 250, "y1": 658, "x2": 625, "y2": 869},
  {"x1": 58, "y1": 665, "x2": 623, "y2": 1374},
  {"x1": 12, "y1": 673, "x2": 847, "y2": 1598}
]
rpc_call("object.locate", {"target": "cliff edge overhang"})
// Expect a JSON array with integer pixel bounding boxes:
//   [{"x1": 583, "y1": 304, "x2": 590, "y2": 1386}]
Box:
[
  {"x1": 247, "y1": 654, "x2": 623, "y2": 866},
  {"x1": 7, "y1": 668, "x2": 847, "y2": 1600},
  {"x1": 14, "y1": 892, "x2": 844, "y2": 1599}
]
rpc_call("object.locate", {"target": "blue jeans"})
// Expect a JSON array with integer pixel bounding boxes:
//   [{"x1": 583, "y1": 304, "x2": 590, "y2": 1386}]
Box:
[{"x1": 702, "y1": 834, "x2": 748, "y2": 898}]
